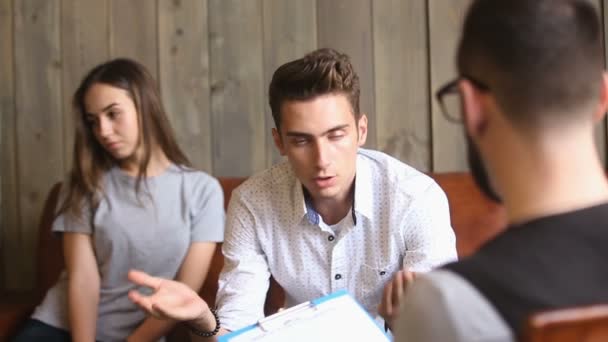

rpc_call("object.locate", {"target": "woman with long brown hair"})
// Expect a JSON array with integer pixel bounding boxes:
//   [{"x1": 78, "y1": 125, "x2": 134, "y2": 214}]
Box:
[{"x1": 12, "y1": 58, "x2": 224, "y2": 342}]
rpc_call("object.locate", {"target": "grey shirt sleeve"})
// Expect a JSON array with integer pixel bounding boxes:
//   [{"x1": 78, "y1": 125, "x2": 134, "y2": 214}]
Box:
[
  {"x1": 190, "y1": 174, "x2": 225, "y2": 242},
  {"x1": 393, "y1": 270, "x2": 514, "y2": 342},
  {"x1": 51, "y1": 187, "x2": 93, "y2": 235}
]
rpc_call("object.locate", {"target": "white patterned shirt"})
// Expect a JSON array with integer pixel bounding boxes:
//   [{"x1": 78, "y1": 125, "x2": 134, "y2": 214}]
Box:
[{"x1": 216, "y1": 148, "x2": 457, "y2": 331}]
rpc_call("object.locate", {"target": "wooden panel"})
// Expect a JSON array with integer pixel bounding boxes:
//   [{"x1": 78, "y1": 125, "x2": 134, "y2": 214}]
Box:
[
  {"x1": 524, "y1": 304, "x2": 608, "y2": 342},
  {"x1": 109, "y1": 0, "x2": 158, "y2": 78},
  {"x1": 0, "y1": 0, "x2": 16, "y2": 291},
  {"x1": 262, "y1": 0, "x2": 317, "y2": 167},
  {"x1": 158, "y1": 0, "x2": 212, "y2": 172},
  {"x1": 429, "y1": 0, "x2": 470, "y2": 172},
  {"x1": 373, "y1": 0, "x2": 430, "y2": 172},
  {"x1": 317, "y1": 0, "x2": 376, "y2": 148},
  {"x1": 13, "y1": 0, "x2": 63, "y2": 290},
  {"x1": 209, "y1": 0, "x2": 266, "y2": 177},
  {"x1": 431, "y1": 172, "x2": 507, "y2": 257},
  {"x1": 61, "y1": 0, "x2": 109, "y2": 171}
]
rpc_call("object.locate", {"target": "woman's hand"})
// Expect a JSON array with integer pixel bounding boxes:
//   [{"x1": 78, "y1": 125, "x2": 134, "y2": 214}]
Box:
[{"x1": 128, "y1": 270, "x2": 210, "y2": 323}]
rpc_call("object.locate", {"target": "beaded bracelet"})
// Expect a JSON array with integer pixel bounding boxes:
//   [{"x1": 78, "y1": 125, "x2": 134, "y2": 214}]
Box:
[{"x1": 187, "y1": 308, "x2": 221, "y2": 337}]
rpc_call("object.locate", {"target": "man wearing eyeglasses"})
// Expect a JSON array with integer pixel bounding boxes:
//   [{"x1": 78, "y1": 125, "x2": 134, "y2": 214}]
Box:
[{"x1": 391, "y1": 0, "x2": 608, "y2": 341}]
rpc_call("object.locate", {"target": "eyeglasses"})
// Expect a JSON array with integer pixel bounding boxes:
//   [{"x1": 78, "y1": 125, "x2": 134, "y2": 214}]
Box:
[{"x1": 435, "y1": 76, "x2": 490, "y2": 123}]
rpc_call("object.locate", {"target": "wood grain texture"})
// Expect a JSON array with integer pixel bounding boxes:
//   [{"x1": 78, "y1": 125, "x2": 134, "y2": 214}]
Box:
[
  {"x1": 317, "y1": 0, "x2": 377, "y2": 148},
  {"x1": 109, "y1": 0, "x2": 158, "y2": 78},
  {"x1": 428, "y1": 0, "x2": 470, "y2": 172},
  {"x1": 158, "y1": 0, "x2": 212, "y2": 172},
  {"x1": 12, "y1": 0, "x2": 63, "y2": 290},
  {"x1": 0, "y1": 0, "x2": 16, "y2": 291},
  {"x1": 262, "y1": 0, "x2": 317, "y2": 167},
  {"x1": 373, "y1": 0, "x2": 430, "y2": 171},
  {"x1": 4, "y1": 0, "x2": 608, "y2": 293},
  {"x1": 61, "y1": 0, "x2": 109, "y2": 171},
  {"x1": 209, "y1": 0, "x2": 266, "y2": 177}
]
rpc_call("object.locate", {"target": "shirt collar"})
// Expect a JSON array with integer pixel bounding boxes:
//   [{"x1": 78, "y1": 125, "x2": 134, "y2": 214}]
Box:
[
  {"x1": 353, "y1": 153, "x2": 374, "y2": 221},
  {"x1": 292, "y1": 151, "x2": 374, "y2": 226}
]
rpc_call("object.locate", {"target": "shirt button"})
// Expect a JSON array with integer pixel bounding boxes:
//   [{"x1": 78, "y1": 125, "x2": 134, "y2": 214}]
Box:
[
  {"x1": 380, "y1": 271, "x2": 386, "y2": 276},
  {"x1": 335, "y1": 274, "x2": 342, "y2": 280},
  {"x1": 328, "y1": 235, "x2": 335, "y2": 242}
]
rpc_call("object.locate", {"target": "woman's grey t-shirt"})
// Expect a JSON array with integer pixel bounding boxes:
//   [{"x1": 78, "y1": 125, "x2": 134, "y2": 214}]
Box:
[{"x1": 32, "y1": 165, "x2": 225, "y2": 342}]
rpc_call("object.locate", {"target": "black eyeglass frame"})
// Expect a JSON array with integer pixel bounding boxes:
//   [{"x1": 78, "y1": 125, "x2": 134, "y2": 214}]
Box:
[{"x1": 435, "y1": 76, "x2": 490, "y2": 123}]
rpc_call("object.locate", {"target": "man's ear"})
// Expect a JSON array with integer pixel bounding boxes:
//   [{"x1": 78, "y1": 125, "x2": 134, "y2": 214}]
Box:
[
  {"x1": 593, "y1": 72, "x2": 608, "y2": 123},
  {"x1": 357, "y1": 114, "x2": 368, "y2": 146},
  {"x1": 272, "y1": 128, "x2": 287, "y2": 156},
  {"x1": 459, "y1": 79, "x2": 488, "y2": 139}
]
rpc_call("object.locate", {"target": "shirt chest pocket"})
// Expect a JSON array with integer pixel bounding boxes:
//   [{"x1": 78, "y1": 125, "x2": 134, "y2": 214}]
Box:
[{"x1": 357, "y1": 261, "x2": 401, "y2": 312}]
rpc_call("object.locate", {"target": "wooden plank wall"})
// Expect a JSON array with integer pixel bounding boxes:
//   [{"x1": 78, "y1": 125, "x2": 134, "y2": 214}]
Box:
[
  {"x1": 159, "y1": 0, "x2": 212, "y2": 171},
  {"x1": 1, "y1": 0, "x2": 607, "y2": 291},
  {"x1": 428, "y1": 0, "x2": 470, "y2": 172},
  {"x1": 209, "y1": 0, "x2": 266, "y2": 177},
  {"x1": 0, "y1": 0, "x2": 15, "y2": 290},
  {"x1": 61, "y1": 0, "x2": 109, "y2": 169},
  {"x1": 12, "y1": 0, "x2": 63, "y2": 290},
  {"x1": 373, "y1": 0, "x2": 430, "y2": 172}
]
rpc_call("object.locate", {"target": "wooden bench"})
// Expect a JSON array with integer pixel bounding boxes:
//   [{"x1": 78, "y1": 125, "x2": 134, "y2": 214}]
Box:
[
  {"x1": 524, "y1": 305, "x2": 608, "y2": 342},
  {"x1": 0, "y1": 173, "x2": 508, "y2": 340}
]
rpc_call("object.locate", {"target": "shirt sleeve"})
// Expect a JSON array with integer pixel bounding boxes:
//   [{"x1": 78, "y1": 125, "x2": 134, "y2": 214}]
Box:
[
  {"x1": 393, "y1": 270, "x2": 514, "y2": 342},
  {"x1": 215, "y1": 188, "x2": 271, "y2": 331},
  {"x1": 51, "y1": 186, "x2": 93, "y2": 235},
  {"x1": 402, "y1": 180, "x2": 458, "y2": 272},
  {"x1": 190, "y1": 175, "x2": 225, "y2": 243}
]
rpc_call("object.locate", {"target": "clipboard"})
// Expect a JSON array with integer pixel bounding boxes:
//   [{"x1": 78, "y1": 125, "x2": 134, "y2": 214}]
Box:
[{"x1": 219, "y1": 290, "x2": 390, "y2": 342}]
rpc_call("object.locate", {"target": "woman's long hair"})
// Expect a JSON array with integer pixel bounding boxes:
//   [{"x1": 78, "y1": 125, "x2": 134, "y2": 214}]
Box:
[{"x1": 57, "y1": 58, "x2": 191, "y2": 220}]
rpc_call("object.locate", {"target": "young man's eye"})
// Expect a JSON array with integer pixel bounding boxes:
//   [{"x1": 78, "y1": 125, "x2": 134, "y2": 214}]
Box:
[
  {"x1": 291, "y1": 138, "x2": 309, "y2": 146},
  {"x1": 328, "y1": 133, "x2": 345, "y2": 140}
]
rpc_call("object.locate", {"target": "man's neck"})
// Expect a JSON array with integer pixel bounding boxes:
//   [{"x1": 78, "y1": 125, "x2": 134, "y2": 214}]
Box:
[
  {"x1": 311, "y1": 182, "x2": 355, "y2": 226},
  {"x1": 492, "y1": 130, "x2": 608, "y2": 225}
]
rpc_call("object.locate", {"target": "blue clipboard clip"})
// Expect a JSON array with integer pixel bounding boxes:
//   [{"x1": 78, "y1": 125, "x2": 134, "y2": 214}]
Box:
[{"x1": 258, "y1": 301, "x2": 317, "y2": 332}]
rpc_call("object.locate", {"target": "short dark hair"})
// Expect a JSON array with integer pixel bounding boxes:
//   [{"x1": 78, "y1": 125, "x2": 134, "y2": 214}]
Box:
[
  {"x1": 458, "y1": 0, "x2": 603, "y2": 127},
  {"x1": 268, "y1": 48, "x2": 361, "y2": 130}
]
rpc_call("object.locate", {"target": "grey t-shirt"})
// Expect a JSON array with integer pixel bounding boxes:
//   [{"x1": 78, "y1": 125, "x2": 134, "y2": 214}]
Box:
[
  {"x1": 394, "y1": 270, "x2": 514, "y2": 342},
  {"x1": 32, "y1": 165, "x2": 225, "y2": 342}
]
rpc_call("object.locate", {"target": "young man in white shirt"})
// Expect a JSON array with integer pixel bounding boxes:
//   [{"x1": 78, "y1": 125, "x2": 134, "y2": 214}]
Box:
[{"x1": 127, "y1": 48, "x2": 457, "y2": 340}]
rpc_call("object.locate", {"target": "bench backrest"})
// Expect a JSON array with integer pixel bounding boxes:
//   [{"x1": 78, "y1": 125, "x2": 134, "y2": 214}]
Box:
[{"x1": 34, "y1": 173, "x2": 508, "y2": 313}]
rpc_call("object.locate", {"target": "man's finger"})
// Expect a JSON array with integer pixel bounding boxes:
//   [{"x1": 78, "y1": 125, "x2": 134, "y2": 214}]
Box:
[
  {"x1": 128, "y1": 269, "x2": 163, "y2": 290},
  {"x1": 392, "y1": 270, "x2": 404, "y2": 308},
  {"x1": 404, "y1": 270, "x2": 415, "y2": 284},
  {"x1": 382, "y1": 278, "x2": 394, "y2": 316}
]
